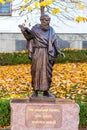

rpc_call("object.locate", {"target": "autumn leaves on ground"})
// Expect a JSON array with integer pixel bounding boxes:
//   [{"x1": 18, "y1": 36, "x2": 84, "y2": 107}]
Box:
[{"x1": 0, "y1": 62, "x2": 87, "y2": 102}]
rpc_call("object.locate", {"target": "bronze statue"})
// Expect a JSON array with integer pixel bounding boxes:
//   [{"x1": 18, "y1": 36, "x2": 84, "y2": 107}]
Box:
[{"x1": 19, "y1": 14, "x2": 65, "y2": 97}]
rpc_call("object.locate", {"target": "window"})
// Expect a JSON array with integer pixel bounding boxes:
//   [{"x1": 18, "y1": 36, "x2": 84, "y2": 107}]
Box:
[
  {"x1": 82, "y1": 41, "x2": 87, "y2": 48},
  {"x1": 58, "y1": 39, "x2": 70, "y2": 49},
  {"x1": 15, "y1": 40, "x2": 27, "y2": 51},
  {"x1": 0, "y1": 1, "x2": 11, "y2": 16}
]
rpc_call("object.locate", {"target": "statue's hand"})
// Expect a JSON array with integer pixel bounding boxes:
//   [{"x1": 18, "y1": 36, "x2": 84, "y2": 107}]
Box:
[
  {"x1": 18, "y1": 25, "x2": 24, "y2": 29},
  {"x1": 18, "y1": 25, "x2": 23, "y2": 28},
  {"x1": 59, "y1": 51, "x2": 65, "y2": 57},
  {"x1": 18, "y1": 25, "x2": 26, "y2": 32}
]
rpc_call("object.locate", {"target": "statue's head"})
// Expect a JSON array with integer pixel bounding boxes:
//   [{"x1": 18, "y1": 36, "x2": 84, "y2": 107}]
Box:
[{"x1": 40, "y1": 14, "x2": 51, "y2": 31}]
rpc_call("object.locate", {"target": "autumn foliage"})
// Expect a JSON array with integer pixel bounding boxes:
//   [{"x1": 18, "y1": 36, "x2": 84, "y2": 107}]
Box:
[{"x1": 0, "y1": 62, "x2": 87, "y2": 102}]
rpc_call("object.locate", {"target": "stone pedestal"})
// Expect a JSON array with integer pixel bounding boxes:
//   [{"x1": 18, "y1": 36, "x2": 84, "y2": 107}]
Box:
[{"x1": 10, "y1": 98, "x2": 80, "y2": 130}]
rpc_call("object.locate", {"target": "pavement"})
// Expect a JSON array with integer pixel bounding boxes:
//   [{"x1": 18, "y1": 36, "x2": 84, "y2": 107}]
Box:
[
  {"x1": 0, "y1": 127, "x2": 87, "y2": 130},
  {"x1": 0, "y1": 128, "x2": 87, "y2": 130}
]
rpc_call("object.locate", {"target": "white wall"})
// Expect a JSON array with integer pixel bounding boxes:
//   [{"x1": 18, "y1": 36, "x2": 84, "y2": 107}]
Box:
[{"x1": 0, "y1": 33, "x2": 87, "y2": 52}]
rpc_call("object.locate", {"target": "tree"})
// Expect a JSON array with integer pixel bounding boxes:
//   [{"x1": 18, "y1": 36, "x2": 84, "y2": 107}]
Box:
[{"x1": 0, "y1": 0, "x2": 87, "y2": 24}]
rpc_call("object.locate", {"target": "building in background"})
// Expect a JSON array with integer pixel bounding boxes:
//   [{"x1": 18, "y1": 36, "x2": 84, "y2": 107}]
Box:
[{"x1": 0, "y1": 0, "x2": 87, "y2": 52}]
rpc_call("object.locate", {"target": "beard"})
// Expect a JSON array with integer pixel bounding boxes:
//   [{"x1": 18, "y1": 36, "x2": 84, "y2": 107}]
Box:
[{"x1": 40, "y1": 24, "x2": 50, "y2": 31}]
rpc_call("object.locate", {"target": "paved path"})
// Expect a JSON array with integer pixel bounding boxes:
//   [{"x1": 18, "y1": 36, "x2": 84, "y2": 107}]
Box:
[{"x1": 0, "y1": 127, "x2": 87, "y2": 130}]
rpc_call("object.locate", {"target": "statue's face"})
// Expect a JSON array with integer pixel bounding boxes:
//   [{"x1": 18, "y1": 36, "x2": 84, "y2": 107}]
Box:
[{"x1": 40, "y1": 16, "x2": 50, "y2": 27}]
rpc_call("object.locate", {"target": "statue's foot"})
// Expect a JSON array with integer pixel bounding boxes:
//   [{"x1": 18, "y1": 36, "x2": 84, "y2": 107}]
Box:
[
  {"x1": 43, "y1": 91, "x2": 50, "y2": 97},
  {"x1": 31, "y1": 91, "x2": 38, "y2": 97}
]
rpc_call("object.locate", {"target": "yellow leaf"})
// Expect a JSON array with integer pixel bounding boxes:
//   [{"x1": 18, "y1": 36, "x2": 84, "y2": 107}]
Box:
[
  {"x1": 40, "y1": 1, "x2": 46, "y2": 7},
  {"x1": 6, "y1": 0, "x2": 12, "y2": 2},
  {"x1": 76, "y1": 16, "x2": 83, "y2": 22},
  {"x1": 64, "y1": 7, "x2": 68, "y2": 11},
  {"x1": 52, "y1": 8, "x2": 60, "y2": 14},
  {"x1": 34, "y1": 1, "x2": 39, "y2": 9},
  {"x1": 20, "y1": 6, "x2": 25, "y2": 11},
  {"x1": 21, "y1": 50, "x2": 26, "y2": 54},
  {"x1": 78, "y1": 2, "x2": 85, "y2": 10},
  {"x1": 0, "y1": 0, "x2": 5, "y2": 4},
  {"x1": 45, "y1": 0, "x2": 53, "y2": 5},
  {"x1": 28, "y1": 6, "x2": 33, "y2": 11},
  {"x1": 24, "y1": 0, "x2": 29, "y2": 3},
  {"x1": 10, "y1": 94, "x2": 21, "y2": 98}
]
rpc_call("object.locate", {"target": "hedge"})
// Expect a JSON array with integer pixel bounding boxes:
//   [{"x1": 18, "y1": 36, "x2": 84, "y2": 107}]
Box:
[
  {"x1": 78, "y1": 102, "x2": 87, "y2": 128},
  {"x1": 0, "y1": 100, "x2": 10, "y2": 127},
  {"x1": 0, "y1": 49, "x2": 87, "y2": 65}
]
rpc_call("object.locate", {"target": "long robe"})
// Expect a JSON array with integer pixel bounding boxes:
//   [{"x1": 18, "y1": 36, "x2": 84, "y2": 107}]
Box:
[{"x1": 22, "y1": 24, "x2": 60, "y2": 91}]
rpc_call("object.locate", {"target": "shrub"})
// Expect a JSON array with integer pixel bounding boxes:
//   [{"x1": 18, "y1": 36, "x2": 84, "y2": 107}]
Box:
[
  {"x1": 0, "y1": 100, "x2": 10, "y2": 127},
  {"x1": 78, "y1": 102, "x2": 87, "y2": 127},
  {"x1": 56, "y1": 49, "x2": 87, "y2": 63},
  {"x1": 0, "y1": 49, "x2": 87, "y2": 65},
  {"x1": 0, "y1": 51, "x2": 31, "y2": 65}
]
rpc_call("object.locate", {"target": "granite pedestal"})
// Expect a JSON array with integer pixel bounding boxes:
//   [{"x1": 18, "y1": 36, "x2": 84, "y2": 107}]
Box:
[{"x1": 10, "y1": 98, "x2": 80, "y2": 130}]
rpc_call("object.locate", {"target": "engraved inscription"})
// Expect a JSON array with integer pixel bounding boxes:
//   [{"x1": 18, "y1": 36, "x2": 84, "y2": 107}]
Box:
[{"x1": 25, "y1": 105, "x2": 62, "y2": 128}]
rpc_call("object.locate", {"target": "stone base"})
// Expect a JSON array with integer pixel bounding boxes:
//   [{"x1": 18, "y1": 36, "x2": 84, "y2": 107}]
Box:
[
  {"x1": 29, "y1": 94, "x2": 55, "y2": 103},
  {"x1": 10, "y1": 98, "x2": 80, "y2": 130}
]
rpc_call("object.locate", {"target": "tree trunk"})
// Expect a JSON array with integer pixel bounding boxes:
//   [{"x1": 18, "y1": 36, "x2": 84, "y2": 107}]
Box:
[{"x1": 40, "y1": 0, "x2": 45, "y2": 16}]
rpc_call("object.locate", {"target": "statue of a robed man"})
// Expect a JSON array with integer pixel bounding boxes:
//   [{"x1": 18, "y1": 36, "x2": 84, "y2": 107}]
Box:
[{"x1": 19, "y1": 14, "x2": 65, "y2": 97}]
